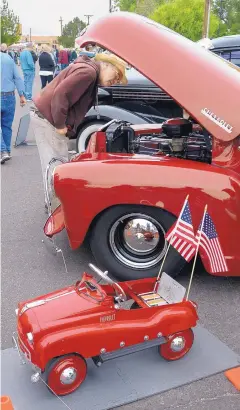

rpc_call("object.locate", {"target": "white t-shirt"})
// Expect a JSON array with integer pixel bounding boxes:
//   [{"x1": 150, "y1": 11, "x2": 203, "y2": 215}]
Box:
[
  {"x1": 39, "y1": 53, "x2": 56, "y2": 76},
  {"x1": 39, "y1": 70, "x2": 54, "y2": 76}
]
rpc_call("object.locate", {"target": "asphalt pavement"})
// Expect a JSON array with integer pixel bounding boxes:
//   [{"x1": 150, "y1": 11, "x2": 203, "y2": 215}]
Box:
[{"x1": 1, "y1": 68, "x2": 240, "y2": 410}]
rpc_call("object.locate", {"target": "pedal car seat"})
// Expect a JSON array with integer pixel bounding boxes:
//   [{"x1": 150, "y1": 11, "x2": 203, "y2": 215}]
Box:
[{"x1": 138, "y1": 272, "x2": 186, "y2": 307}]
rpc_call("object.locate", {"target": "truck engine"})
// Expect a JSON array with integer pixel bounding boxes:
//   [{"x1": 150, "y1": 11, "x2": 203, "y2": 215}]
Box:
[{"x1": 105, "y1": 119, "x2": 212, "y2": 164}]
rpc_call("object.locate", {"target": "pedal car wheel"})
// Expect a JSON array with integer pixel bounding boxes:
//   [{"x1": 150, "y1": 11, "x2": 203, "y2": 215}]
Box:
[
  {"x1": 47, "y1": 354, "x2": 87, "y2": 396},
  {"x1": 159, "y1": 329, "x2": 194, "y2": 361}
]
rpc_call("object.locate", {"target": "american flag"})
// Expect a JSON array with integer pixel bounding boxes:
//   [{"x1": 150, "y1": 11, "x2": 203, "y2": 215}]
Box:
[
  {"x1": 196, "y1": 211, "x2": 228, "y2": 273},
  {"x1": 166, "y1": 200, "x2": 197, "y2": 262}
]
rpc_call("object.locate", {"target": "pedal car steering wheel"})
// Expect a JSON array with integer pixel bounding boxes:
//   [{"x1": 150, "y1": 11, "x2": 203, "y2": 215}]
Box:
[
  {"x1": 77, "y1": 273, "x2": 107, "y2": 302},
  {"x1": 89, "y1": 264, "x2": 127, "y2": 302}
]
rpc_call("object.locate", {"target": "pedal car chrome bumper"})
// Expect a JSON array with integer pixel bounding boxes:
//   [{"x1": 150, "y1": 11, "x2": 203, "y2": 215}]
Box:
[
  {"x1": 12, "y1": 332, "x2": 41, "y2": 382},
  {"x1": 12, "y1": 332, "x2": 26, "y2": 365}
]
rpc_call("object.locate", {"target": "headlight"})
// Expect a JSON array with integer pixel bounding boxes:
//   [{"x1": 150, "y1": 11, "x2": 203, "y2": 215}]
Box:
[
  {"x1": 27, "y1": 332, "x2": 34, "y2": 344},
  {"x1": 15, "y1": 308, "x2": 19, "y2": 316}
]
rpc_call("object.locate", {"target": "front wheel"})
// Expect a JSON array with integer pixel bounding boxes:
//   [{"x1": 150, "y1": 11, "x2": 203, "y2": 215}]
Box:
[
  {"x1": 47, "y1": 354, "x2": 87, "y2": 396},
  {"x1": 90, "y1": 205, "x2": 187, "y2": 281},
  {"x1": 159, "y1": 329, "x2": 194, "y2": 361}
]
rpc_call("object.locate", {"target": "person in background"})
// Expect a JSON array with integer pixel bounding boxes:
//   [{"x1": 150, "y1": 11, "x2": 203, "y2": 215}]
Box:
[
  {"x1": 31, "y1": 53, "x2": 127, "y2": 207},
  {"x1": 67, "y1": 48, "x2": 72, "y2": 63},
  {"x1": 39, "y1": 45, "x2": 55, "y2": 88},
  {"x1": 19, "y1": 43, "x2": 35, "y2": 101},
  {"x1": 1, "y1": 43, "x2": 26, "y2": 163},
  {"x1": 30, "y1": 45, "x2": 38, "y2": 65},
  {"x1": 8, "y1": 49, "x2": 15, "y2": 60},
  {"x1": 51, "y1": 47, "x2": 57, "y2": 64},
  {"x1": 70, "y1": 49, "x2": 78, "y2": 62},
  {"x1": 58, "y1": 46, "x2": 69, "y2": 70},
  {"x1": 13, "y1": 50, "x2": 19, "y2": 65},
  {"x1": 55, "y1": 47, "x2": 59, "y2": 61}
]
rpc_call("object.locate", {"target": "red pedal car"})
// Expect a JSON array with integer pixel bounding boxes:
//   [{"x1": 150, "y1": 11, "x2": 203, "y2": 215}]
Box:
[
  {"x1": 13, "y1": 265, "x2": 198, "y2": 396},
  {"x1": 44, "y1": 13, "x2": 240, "y2": 281}
]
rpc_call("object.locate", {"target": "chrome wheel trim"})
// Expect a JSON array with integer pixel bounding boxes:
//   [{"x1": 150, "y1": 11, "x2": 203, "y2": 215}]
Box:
[
  {"x1": 60, "y1": 367, "x2": 77, "y2": 385},
  {"x1": 170, "y1": 336, "x2": 186, "y2": 352},
  {"x1": 109, "y1": 213, "x2": 167, "y2": 269}
]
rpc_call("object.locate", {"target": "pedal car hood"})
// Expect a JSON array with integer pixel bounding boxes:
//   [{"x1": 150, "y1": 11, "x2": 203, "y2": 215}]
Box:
[
  {"x1": 76, "y1": 12, "x2": 240, "y2": 142},
  {"x1": 18, "y1": 284, "x2": 109, "y2": 333}
]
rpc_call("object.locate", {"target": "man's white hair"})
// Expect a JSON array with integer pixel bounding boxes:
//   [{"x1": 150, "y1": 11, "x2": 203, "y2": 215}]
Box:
[{"x1": 1, "y1": 43, "x2": 8, "y2": 52}]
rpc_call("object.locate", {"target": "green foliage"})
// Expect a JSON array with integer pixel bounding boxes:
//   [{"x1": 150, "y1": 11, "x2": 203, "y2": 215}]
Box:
[
  {"x1": 58, "y1": 17, "x2": 86, "y2": 48},
  {"x1": 135, "y1": 0, "x2": 162, "y2": 17},
  {"x1": 151, "y1": 0, "x2": 221, "y2": 41},
  {"x1": 0, "y1": 0, "x2": 21, "y2": 45},
  {"x1": 118, "y1": 0, "x2": 162, "y2": 16},
  {"x1": 118, "y1": 0, "x2": 137, "y2": 11},
  {"x1": 213, "y1": 0, "x2": 240, "y2": 35},
  {"x1": 118, "y1": 0, "x2": 239, "y2": 39}
]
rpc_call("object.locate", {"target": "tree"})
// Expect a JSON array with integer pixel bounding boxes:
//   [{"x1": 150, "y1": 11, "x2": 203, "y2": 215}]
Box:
[
  {"x1": 135, "y1": 0, "x2": 162, "y2": 17},
  {"x1": 0, "y1": 0, "x2": 21, "y2": 45},
  {"x1": 151, "y1": 0, "x2": 221, "y2": 41},
  {"x1": 213, "y1": 0, "x2": 240, "y2": 35},
  {"x1": 58, "y1": 17, "x2": 86, "y2": 48},
  {"x1": 110, "y1": 0, "x2": 121, "y2": 11},
  {"x1": 118, "y1": 0, "x2": 137, "y2": 11},
  {"x1": 118, "y1": 0, "x2": 161, "y2": 16}
]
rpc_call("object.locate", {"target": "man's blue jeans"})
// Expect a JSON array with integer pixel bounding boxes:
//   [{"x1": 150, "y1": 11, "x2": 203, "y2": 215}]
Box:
[
  {"x1": 23, "y1": 70, "x2": 35, "y2": 99},
  {"x1": 1, "y1": 94, "x2": 16, "y2": 153}
]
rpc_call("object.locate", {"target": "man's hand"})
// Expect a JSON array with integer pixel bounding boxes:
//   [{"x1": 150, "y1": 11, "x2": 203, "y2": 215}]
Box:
[
  {"x1": 55, "y1": 127, "x2": 68, "y2": 135},
  {"x1": 20, "y1": 96, "x2": 27, "y2": 106}
]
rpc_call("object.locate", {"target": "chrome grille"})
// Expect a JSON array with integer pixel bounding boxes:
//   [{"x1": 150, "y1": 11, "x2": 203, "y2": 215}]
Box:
[{"x1": 112, "y1": 88, "x2": 171, "y2": 102}]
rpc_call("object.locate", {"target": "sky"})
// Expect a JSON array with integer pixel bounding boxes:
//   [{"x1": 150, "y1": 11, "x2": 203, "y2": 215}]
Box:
[{"x1": 8, "y1": 0, "x2": 111, "y2": 36}]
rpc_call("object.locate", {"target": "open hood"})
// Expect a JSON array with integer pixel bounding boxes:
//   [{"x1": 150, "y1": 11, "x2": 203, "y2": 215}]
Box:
[{"x1": 76, "y1": 12, "x2": 240, "y2": 142}]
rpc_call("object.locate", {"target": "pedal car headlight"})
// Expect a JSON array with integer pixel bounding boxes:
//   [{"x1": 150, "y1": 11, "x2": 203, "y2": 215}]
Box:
[{"x1": 27, "y1": 332, "x2": 34, "y2": 344}]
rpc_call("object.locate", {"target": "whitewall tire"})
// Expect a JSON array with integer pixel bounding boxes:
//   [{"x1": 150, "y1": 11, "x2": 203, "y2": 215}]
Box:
[{"x1": 76, "y1": 122, "x2": 106, "y2": 153}]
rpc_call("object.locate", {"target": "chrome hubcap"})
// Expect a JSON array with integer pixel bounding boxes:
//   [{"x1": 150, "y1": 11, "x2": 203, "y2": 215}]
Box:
[
  {"x1": 109, "y1": 213, "x2": 167, "y2": 269},
  {"x1": 60, "y1": 367, "x2": 77, "y2": 385},
  {"x1": 170, "y1": 336, "x2": 185, "y2": 352}
]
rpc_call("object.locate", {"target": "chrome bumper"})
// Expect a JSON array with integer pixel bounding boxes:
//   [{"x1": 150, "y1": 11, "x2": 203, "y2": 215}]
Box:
[
  {"x1": 12, "y1": 332, "x2": 26, "y2": 365},
  {"x1": 44, "y1": 157, "x2": 67, "y2": 216},
  {"x1": 12, "y1": 332, "x2": 41, "y2": 382}
]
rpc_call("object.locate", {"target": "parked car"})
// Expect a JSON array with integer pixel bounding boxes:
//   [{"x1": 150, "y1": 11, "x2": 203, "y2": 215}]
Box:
[
  {"x1": 44, "y1": 13, "x2": 240, "y2": 281},
  {"x1": 13, "y1": 265, "x2": 198, "y2": 395},
  {"x1": 210, "y1": 34, "x2": 240, "y2": 66},
  {"x1": 75, "y1": 34, "x2": 240, "y2": 153}
]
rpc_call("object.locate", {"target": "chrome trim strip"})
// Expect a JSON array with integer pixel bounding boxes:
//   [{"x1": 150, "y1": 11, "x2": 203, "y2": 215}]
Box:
[
  {"x1": 45, "y1": 290, "x2": 75, "y2": 302},
  {"x1": 19, "y1": 290, "x2": 76, "y2": 316}
]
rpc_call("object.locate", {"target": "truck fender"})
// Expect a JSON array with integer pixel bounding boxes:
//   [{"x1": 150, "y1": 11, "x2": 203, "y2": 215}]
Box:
[
  {"x1": 54, "y1": 156, "x2": 240, "y2": 275},
  {"x1": 82, "y1": 105, "x2": 157, "y2": 127}
]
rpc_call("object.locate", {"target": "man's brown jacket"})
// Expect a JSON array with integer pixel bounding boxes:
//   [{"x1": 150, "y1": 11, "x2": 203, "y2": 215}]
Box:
[{"x1": 33, "y1": 56, "x2": 100, "y2": 137}]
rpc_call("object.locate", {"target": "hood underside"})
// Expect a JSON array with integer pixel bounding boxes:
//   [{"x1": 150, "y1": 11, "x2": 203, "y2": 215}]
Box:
[{"x1": 76, "y1": 12, "x2": 240, "y2": 142}]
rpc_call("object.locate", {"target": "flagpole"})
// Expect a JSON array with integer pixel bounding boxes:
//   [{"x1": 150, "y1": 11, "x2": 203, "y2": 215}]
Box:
[
  {"x1": 186, "y1": 204, "x2": 208, "y2": 300},
  {"x1": 154, "y1": 194, "x2": 189, "y2": 291}
]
